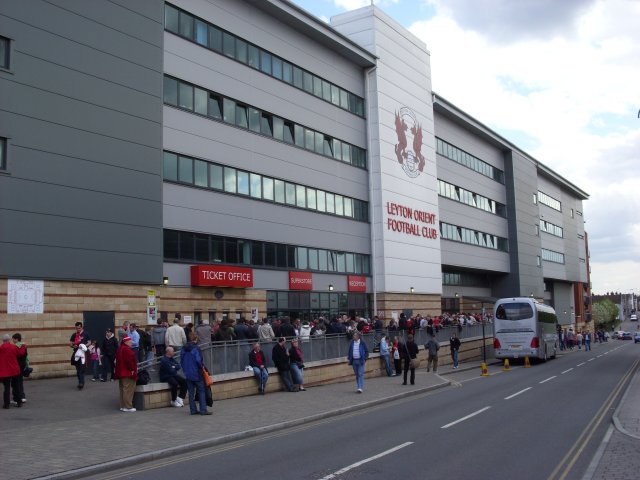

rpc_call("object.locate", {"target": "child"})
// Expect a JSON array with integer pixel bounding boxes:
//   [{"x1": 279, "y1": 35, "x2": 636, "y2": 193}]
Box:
[
  {"x1": 391, "y1": 337, "x2": 402, "y2": 376},
  {"x1": 88, "y1": 340, "x2": 102, "y2": 382}
]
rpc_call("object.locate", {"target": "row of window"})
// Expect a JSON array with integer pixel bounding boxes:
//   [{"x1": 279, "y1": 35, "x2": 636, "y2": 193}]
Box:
[
  {"x1": 438, "y1": 179, "x2": 507, "y2": 217},
  {"x1": 164, "y1": 75, "x2": 367, "y2": 169},
  {"x1": 440, "y1": 222, "x2": 509, "y2": 252},
  {"x1": 0, "y1": 36, "x2": 9, "y2": 70},
  {"x1": 540, "y1": 220, "x2": 563, "y2": 238},
  {"x1": 164, "y1": 229, "x2": 371, "y2": 275},
  {"x1": 537, "y1": 191, "x2": 561, "y2": 211},
  {"x1": 442, "y1": 271, "x2": 489, "y2": 287},
  {"x1": 163, "y1": 151, "x2": 368, "y2": 222},
  {"x1": 267, "y1": 291, "x2": 368, "y2": 311},
  {"x1": 164, "y1": 3, "x2": 365, "y2": 117},
  {"x1": 541, "y1": 248, "x2": 565, "y2": 264},
  {"x1": 436, "y1": 137, "x2": 505, "y2": 184}
]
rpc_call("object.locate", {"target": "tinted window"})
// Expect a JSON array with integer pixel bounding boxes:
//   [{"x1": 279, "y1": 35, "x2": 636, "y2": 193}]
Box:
[{"x1": 495, "y1": 303, "x2": 534, "y2": 320}]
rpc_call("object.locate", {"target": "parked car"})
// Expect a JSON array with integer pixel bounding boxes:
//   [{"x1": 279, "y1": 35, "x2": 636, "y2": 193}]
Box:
[
  {"x1": 613, "y1": 331, "x2": 625, "y2": 339},
  {"x1": 631, "y1": 314, "x2": 638, "y2": 321},
  {"x1": 634, "y1": 332, "x2": 640, "y2": 343},
  {"x1": 620, "y1": 331, "x2": 632, "y2": 340}
]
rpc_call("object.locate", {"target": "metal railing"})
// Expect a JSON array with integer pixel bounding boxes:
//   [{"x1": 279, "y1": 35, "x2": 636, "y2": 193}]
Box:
[{"x1": 142, "y1": 323, "x2": 494, "y2": 380}]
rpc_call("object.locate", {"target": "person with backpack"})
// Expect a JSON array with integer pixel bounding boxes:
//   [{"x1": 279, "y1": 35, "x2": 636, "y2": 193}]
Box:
[{"x1": 181, "y1": 332, "x2": 212, "y2": 415}]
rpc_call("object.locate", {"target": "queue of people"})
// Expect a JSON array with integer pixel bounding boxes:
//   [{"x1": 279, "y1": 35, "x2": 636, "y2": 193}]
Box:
[{"x1": 2, "y1": 309, "x2": 560, "y2": 417}]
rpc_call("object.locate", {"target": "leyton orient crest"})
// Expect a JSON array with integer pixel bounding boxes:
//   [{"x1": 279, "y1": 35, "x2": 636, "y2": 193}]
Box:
[{"x1": 394, "y1": 107, "x2": 425, "y2": 179}]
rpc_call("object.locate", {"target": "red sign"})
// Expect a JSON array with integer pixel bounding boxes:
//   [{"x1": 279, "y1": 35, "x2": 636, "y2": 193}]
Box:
[
  {"x1": 386, "y1": 201, "x2": 438, "y2": 239},
  {"x1": 347, "y1": 275, "x2": 367, "y2": 292},
  {"x1": 289, "y1": 271, "x2": 312, "y2": 290},
  {"x1": 190, "y1": 265, "x2": 253, "y2": 288}
]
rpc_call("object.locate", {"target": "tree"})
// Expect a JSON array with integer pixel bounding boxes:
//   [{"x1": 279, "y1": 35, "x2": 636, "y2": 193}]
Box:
[{"x1": 592, "y1": 299, "x2": 619, "y2": 331}]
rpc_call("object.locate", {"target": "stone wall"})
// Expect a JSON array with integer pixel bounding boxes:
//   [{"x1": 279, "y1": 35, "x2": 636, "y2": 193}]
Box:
[{"x1": 0, "y1": 279, "x2": 266, "y2": 378}]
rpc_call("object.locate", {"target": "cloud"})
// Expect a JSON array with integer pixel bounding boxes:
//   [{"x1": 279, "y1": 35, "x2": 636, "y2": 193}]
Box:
[
  {"x1": 334, "y1": 0, "x2": 399, "y2": 10},
  {"x1": 409, "y1": 0, "x2": 640, "y2": 291},
  {"x1": 427, "y1": 0, "x2": 597, "y2": 43}
]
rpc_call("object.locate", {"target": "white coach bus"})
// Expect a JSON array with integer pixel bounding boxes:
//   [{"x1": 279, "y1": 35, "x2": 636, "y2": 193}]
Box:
[{"x1": 493, "y1": 297, "x2": 558, "y2": 361}]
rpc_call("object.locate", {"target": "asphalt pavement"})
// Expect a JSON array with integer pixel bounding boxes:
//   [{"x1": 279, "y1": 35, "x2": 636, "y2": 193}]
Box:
[{"x1": 1, "y1": 342, "x2": 638, "y2": 480}]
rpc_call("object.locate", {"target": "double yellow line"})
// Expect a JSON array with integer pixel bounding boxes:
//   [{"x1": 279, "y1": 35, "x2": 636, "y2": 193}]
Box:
[{"x1": 547, "y1": 358, "x2": 639, "y2": 480}]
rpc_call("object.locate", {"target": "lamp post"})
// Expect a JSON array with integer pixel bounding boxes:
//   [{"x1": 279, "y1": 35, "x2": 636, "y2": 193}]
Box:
[{"x1": 481, "y1": 304, "x2": 487, "y2": 363}]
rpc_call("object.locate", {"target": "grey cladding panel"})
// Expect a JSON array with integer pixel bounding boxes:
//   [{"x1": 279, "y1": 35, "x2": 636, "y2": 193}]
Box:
[
  {"x1": 2, "y1": 0, "x2": 163, "y2": 71},
  {"x1": 1, "y1": 178, "x2": 161, "y2": 228},
  {"x1": 0, "y1": 243, "x2": 161, "y2": 284},
  {"x1": 0, "y1": 0, "x2": 164, "y2": 283},
  {"x1": 2, "y1": 112, "x2": 160, "y2": 175}
]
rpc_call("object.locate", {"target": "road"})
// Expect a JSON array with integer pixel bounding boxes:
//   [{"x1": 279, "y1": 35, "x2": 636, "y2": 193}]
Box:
[{"x1": 92, "y1": 339, "x2": 638, "y2": 480}]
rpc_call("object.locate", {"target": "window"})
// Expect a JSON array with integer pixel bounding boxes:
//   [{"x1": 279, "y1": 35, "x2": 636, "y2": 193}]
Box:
[
  {"x1": 164, "y1": 6, "x2": 366, "y2": 117},
  {"x1": 439, "y1": 221, "x2": 507, "y2": 252},
  {"x1": 195, "y1": 20, "x2": 207, "y2": 46},
  {"x1": 178, "y1": 156, "x2": 193, "y2": 183},
  {"x1": 162, "y1": 151, "x2": 368, "y2": 221},
  {"x1": 0, "y1": 137, "x2": 6, "y2": 170},
  {"x1": 194, "y1": 160, "x2": 207, "y2": 187},
  {"x1": 178, "y1": 83, "x2": 193, "y2": 110},
  {"x1": 436, "y1": 137, "x2": 504, "y2": 183},
  {"x1": 224, "y1": 167, "x2": 237, "y2": 193},
  {"x1": 163, "y1": 151, "x2": 177, "y2": 181},
  {"x1": 538, "y1": 191, "x2": 562, "y2": 211},
  {"x1": 164, "y1": 76, "x2": 178, "y2": 105},
  {"x1": 541, "y1": 248, "x2": 564, "y2": 264},
  {"x1": 164, "y1": 5, "x2": 179, "y2": 34}
]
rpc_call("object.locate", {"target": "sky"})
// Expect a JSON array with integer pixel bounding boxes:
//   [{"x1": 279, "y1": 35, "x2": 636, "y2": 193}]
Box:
[{"x1": 291, "y1": 0, "x2": 640, "y2": 295}]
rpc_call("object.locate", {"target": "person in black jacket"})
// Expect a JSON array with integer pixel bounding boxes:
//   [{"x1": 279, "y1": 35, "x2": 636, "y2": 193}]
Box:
[
  {"x1": 401, "y1": 334, "x2": 419, "y2": 385},
  {"x1": 100, "y1": 328, "x2": 118, "y2": 382},
  {"x1": 271, "y1": 337, "x2": 296, "y2": 392},
  {"x1": 449, "y1": 333, "x2": 461, "y2": 369}
]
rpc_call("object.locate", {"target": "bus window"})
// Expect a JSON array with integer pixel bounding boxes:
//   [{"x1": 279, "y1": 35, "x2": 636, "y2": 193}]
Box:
[{"x1": 496, "y1": 303, "x2": 533, "y2": 320}]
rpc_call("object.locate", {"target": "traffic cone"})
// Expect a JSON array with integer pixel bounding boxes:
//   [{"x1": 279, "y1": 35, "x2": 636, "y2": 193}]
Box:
[
  {"x1": 502, "y1": 359, "x2": 511, "y2": 371},
  {"x1": 524, "y1": 356, "x2": 531, "y2": 368},
  {"x1": 480, "y1": 362, "x2": 490, "y2": 376}
]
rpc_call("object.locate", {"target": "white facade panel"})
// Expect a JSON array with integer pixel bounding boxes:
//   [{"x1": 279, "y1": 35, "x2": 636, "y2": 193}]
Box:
[{"x1": 333, "y1": 7, "x2": 441, "y2": 295}]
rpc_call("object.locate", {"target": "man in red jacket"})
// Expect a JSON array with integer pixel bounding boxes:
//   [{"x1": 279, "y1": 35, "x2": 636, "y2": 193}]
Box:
[
  {"x1": 0, "y1": 334, "x2": 26, "y2": 409},
  {"x1": 115, "y1": 335, "x2": 138, "y2": 412}
]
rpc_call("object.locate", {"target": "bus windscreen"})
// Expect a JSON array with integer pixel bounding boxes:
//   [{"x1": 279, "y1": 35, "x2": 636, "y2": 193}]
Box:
[{"x1": 495, "y1": 303, "x2": 534, "y2": 320}]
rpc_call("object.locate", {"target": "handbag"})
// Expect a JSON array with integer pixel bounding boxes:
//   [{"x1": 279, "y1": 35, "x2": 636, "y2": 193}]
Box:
[
  {"x1": 202, "y1": 366, "x2": 214, "y2": 387},
  {"x1": 410, "y1": 358, "x2": 421, "y2": 369},
  {"x1": 22, "y1": 367, "x2": 33, "y2": 378}
]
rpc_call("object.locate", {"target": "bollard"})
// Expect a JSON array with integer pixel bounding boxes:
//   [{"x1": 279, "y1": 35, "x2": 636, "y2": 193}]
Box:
[
  {"x1": 480, "y1": 362, "x2": 490, "y2": 376},
  {"x1": 502, "y1": 359, "x2": 511, "y2": 371},
  {"x1": 524, "y1": 356, "x2": 531, "y2": 368}
]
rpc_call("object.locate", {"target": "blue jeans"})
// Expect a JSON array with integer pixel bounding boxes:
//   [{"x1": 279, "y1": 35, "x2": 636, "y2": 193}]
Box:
[
  {"x1": 381, "y1": 354, "x2": 393, "y2": 376},
  {"x1": 585, "y1": 340, "x2": 591, "y2": 351},
  {"x1": 92, "y1": 360, "x2": 101, "y2": 379},
  {"x1": 352, "y1": 360, "x2": 365, "y2": 390},
  {"x1": 278, "y1": 369, "x2": 295, "y2": 392},
  {"x1": 290, "y1": 363, "x2": 304, "y2": 385},
  {"x1": 451, "y1": 349, "x2": 459, "y2": 368},
  {"x1": 252, "y1": 367, "x2": 268, "y2": 391},
  {"x1": 186, "y1": 378, "x2": 207, "y2": 414}
]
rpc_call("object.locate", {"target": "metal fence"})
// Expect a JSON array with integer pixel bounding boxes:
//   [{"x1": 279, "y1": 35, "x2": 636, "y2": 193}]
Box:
[{"x1": 142, "y1": 323, "x2": 493, "y2": 380}]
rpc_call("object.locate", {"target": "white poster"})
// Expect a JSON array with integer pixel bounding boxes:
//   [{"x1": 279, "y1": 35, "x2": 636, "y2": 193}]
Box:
[
  {"x1": 7, "y1": 279, "x2": 44, "y2": 314},
  {"x1": 251, "y1": 308, "x2": 259, "y2": 322}
]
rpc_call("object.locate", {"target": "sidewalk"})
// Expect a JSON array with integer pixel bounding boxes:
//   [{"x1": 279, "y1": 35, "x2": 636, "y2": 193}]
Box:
[
  {"x1": 1, "y1": 360, "x2": 467, "y2": 480},
  {"x1": 1, "y1": 348, "x2": 638, "y2": 480}
]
